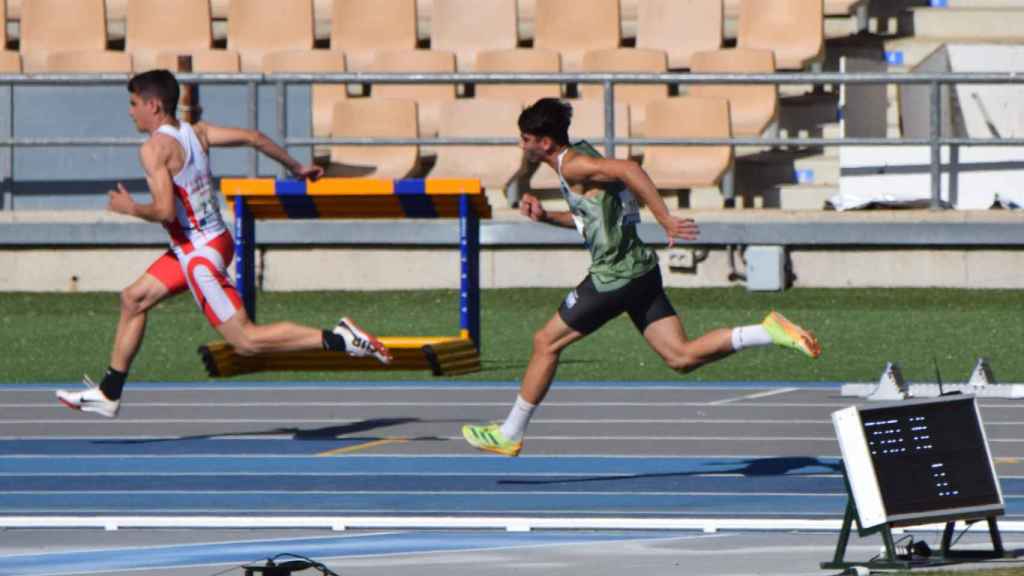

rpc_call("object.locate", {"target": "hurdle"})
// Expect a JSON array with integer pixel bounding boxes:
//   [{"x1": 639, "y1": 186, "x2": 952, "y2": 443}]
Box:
[{"x1": 198, "y1": 177, "x2": 491, "y2": 377}]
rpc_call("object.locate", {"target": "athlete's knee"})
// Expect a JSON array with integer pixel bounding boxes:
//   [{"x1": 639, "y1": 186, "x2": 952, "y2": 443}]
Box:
[
  {"x1": 227, "y1": 336, "x2": 260, "y2": 357},
  {"x1": 120, "y1": 285, "x2": 152, "y2": 316},
  {"x1": 531, "y1": 328, "x2": 562, "y2": 357},
  {"x1": 664, "y1": 348, "x2": 700, "y2": 374},
  {"x1": 223, "y1": 329, "x2": 261, "y2": 357}
]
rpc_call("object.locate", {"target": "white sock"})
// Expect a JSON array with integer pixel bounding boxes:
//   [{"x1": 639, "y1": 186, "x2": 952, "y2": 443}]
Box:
[
  {"x1": 499, "y1": 394, "x2": 536, "y2": 441},
  {"x1": 731, "y1": 325, "x2": 773, "y2": 351}
]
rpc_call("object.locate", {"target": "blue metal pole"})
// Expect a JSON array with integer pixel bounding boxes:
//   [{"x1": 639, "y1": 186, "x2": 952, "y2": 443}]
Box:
[
  {"x1": 233, "y1": 196, "x2": 256, "y2": 320},
  {"x1": 459, "y1": 194, "x2": 481, "y2": 349}
]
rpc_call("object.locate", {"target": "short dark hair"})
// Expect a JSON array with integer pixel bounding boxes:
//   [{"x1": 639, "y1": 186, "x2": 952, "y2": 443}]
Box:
[
  {"x1": 518, "y1": 98, "x2": 572, "y2": 145},
  {"x1": 127, "y1": 69, "x2": 179, "y2": 118}
]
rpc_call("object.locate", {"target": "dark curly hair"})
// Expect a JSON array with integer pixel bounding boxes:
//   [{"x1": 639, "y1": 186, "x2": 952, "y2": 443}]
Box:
[
  {"x1": 518, "y1": 98, "x2": 572, "y2": 145},
  {"x1": 127, "y1": 69, "x2": 180, "y2": 118}
]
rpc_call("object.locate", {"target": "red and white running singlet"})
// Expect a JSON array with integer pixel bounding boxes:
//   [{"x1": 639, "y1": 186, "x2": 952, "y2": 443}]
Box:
[
  {"x1": 157, "y1": 122, "x2": 226, "y2": 254},
  {"x1": 145, "y1": 122, "x2": 242, "y2": 326}
]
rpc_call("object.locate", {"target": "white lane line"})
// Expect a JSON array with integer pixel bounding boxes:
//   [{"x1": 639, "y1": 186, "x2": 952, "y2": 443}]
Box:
[
  {"x1": 0, "y1": 418, "x2": 835, "y2": 425},
  {"x1": 0, "y1": 401, "x2": 861, "y2": 407},
  {"x1": 3, "y1": 432, "x2": 1024, "y2": 443},
  {"x1": 708, "y1": 387, "x2": 798, "y2": 406},
  {"x1": 0, "y1": 512, "x2": 849, "y2": 524},
  {"x1": 5, "y1": 417, "x2": 1024, "y2": 426},
  {"x1": 0, "y1": 472, "x2": 846, "y2": 478},
  {"x1": 0, "y1": 489, "x2": 847, "y2": 496},
  {"x1": 0, "y1": 432, "x2": 843, "y2": 441}
]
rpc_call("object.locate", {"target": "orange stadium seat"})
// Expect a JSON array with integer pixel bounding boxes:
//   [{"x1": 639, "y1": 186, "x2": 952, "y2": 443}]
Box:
[
  {"x1": 330, "y1": 0, "x2": 417, "y2": 71},
  {"x1": 534, "y1": 0, "x2": 621, "y2": 72},
  {"x1": 153, "y1": 50, "x2": 240, "y2": 73},
  {"x1": 642, "y1": 96, "x2": 734, "y2": 193},
  {"x1": 579, "y1": 48, "x2": 668, "y2": 138},
  {"x1": 429, "y1": 99, "x2": 522, "y2": 190},
  {"x1": 474, "y1": 49, "x2": 562, "y2": 104},
  {"x1": 431, "y1": 0, "x2": 518, "y2": 72},
  {"x1": 46, "y1": 50, "x2": 132, "y2": 73},
  {"x1": 737, "y1": 0, "x2": 824, "y2": 70},
  {"x1": 0, "y1": 52, "x2": 21, "y2": 73},
  {"x1": 689, "y1": 48, "x2": 779, "y2": 137},
  {"x1": 126, "y1": 0, "x2": 216, "y2": 72},
  {"x1": 636, "y1": 0, "x2": 722, "y2": 70},
  {"x1": 262, "y1": 50, "x2": 347, "y2": 146},
  {"x1": 328, "y1": 98, "x2": 420, "y2": 179},
  {"x1": 227, "y1": 0, "x2": 314, "y2": 73},
  {"x1": 0, "y1": 1, "x2": 20, "y2": 72},
  {"x1": 19, "y1": 0, "x2": 128, "y2": 73},
  {"x1": 726, "y1": 0, "x2": 865, "y2": 18},
  {"x1": 368, "y1": 49, "x2": 457, "y2": 139}
]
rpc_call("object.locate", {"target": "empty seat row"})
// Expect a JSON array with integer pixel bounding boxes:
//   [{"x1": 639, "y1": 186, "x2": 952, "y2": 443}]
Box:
[
  {"x1": 5, "y1": 0, "x2": 856, "y2": 44},
  {"x1": 260, "y1": 45, "x2": 776, "y2": 145},
  {"x1": 327, "y1": 97, "x2": 734, "y2": 196},
  {"x1": 0, "y1": 0, "x2": 824, "y2": 74}
]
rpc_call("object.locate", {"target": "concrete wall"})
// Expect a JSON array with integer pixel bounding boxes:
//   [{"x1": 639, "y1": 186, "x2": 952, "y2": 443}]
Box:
[{"x1": 3, "y1": 246, "x2": 1024, "y2": 292}]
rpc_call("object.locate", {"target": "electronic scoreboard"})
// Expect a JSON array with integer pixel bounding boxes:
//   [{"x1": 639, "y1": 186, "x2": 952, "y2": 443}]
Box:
[{"x1": 832, "y1": 394, "x2": 1003, "y2": 529}]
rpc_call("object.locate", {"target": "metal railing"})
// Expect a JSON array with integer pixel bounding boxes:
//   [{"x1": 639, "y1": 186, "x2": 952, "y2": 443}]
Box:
[{"x1": 1, "y1": 71, "x2": 1022, "y2": 210}]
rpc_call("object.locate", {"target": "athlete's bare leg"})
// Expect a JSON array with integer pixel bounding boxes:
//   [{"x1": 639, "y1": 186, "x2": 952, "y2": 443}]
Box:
[
  {"x1": 110, "y1": 273, "x2": 172, "y2": 372},
  {"x1": 216, "y1": 308, "x2": 324, "y2": 356},
  {"x1": 641, "y1": 315, "x2": 735, "y2": 374},
  {"x1": 518, "y1": 312, "x2": 587, "y2": 405}
]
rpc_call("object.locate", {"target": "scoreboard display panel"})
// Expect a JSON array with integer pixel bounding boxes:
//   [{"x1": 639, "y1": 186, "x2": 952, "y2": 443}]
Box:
[{"x1": 833, "y1": 395, "x2": 1004, "y2": 528}]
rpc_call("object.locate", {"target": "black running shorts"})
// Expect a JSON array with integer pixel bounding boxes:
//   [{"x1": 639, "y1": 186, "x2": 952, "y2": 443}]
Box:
[{"x1": 557, "y1": 266, "x2": 676, "y2": 335}]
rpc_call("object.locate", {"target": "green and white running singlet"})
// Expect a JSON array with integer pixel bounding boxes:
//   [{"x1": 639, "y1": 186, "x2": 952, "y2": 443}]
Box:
[{"x1": 556, "y1": 140, "x2": 658, "y2": 292}]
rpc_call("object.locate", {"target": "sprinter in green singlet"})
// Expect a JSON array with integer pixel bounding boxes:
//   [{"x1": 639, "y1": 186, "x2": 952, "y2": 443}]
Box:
[{"x1": 462, "y1": 98, "x2": 822, "y2": 456}]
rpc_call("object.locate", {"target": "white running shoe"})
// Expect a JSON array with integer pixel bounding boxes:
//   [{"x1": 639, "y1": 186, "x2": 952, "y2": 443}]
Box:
[
  {"x1": 333, "y1": 317, "x2": 392, "y2": 364},
  {"x1": 56, "y1": 375, "x2": 120, "y2": 418}
]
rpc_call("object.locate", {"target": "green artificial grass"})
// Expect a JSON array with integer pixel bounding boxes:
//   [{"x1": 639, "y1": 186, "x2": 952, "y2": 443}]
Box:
[{"x1": 1, "y1": 287, "x2": 1022, "y2": 383}]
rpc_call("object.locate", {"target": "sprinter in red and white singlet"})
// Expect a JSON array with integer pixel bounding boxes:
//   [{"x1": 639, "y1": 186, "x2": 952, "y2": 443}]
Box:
[{"x1": 56, "y1": 70, "x2": 391, "y2": 419}]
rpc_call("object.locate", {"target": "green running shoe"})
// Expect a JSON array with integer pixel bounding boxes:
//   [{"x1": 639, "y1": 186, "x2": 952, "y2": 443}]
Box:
[
  {"x1": 762, "y1": 311, "x2": 822, "y2": 358},
  {"x1": 462, "y1": 422, "x2": 523, "y2": 457}
]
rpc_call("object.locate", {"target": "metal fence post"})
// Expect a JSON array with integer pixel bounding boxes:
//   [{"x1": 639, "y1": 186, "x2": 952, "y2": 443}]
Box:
[
  {"x1": 949, "y1": 143, "x2": 959, "y2": 208},
  {"x1": 929, "y1": 80, "x2": 942, "y2": 210},
  {"x1": 603, "y1": 79, "x2": 615, "y2": 158},
  {"x1": 3, "y1": 83, "x2": 11, "y2": 211},
  {"x1": 247, "y1": 81, "x2": 258, "y2": 177},
  {"x1": 275, "y1": 81, "x2": 287, "y2": 180}
]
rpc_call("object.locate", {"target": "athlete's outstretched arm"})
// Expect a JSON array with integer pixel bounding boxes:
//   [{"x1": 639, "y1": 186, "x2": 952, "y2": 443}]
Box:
[
  {"x1": 196, "y1": 122, "x2": 324, "y2": 180},
  {"x1": 562, "y1": 155, "x2": 699, "y2": 245},
  {"x1": 108, "y1": 139, "x2": 176, "y2": 224}
]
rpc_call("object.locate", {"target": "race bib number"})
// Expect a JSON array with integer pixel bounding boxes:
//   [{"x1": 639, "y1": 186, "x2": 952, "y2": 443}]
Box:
[{"x1": 619, "y1": 189, "x2": 641, "y2": 225}]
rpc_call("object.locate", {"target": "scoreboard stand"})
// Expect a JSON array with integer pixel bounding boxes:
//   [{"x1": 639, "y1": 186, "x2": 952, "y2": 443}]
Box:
[
  {"x1": 823, "y1": 490, "x2": 1012, "y2": 571},
  {"x1": 823, "y1": 395, "x2": 1021, "y2": 571}
]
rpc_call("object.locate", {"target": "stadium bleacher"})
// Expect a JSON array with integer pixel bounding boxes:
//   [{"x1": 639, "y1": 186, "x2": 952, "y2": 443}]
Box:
[{"x1": 0, "y1": 0, "x2": 1018, "y2": 211}]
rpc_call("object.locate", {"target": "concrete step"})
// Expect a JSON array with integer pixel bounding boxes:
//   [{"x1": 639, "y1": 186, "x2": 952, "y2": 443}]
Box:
[
  {"x1": 733, "y1": 147, "x2": 839, "y2": 187},
  {"x1": 773, "y1": 184, "x2": 837, "y2": 210},
  {"x1": 946, "y1": 0, "x2": 1024, "y2": 5},
  {"x1": 794, "y1": 153, "x2": 840, "y2": 185},
  {"x1": 882, "y1": 37, "x2": 946, "y2": 71},
  {"x1": 912, "y1": 7, "x2": 1024, "y2": 41},
  {"x1": 880, "y1": 36, "x2": 1023, "y2": 71},
  {"x1": 945, "y1": 0, "x2": 1024, "y2": 6}
]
